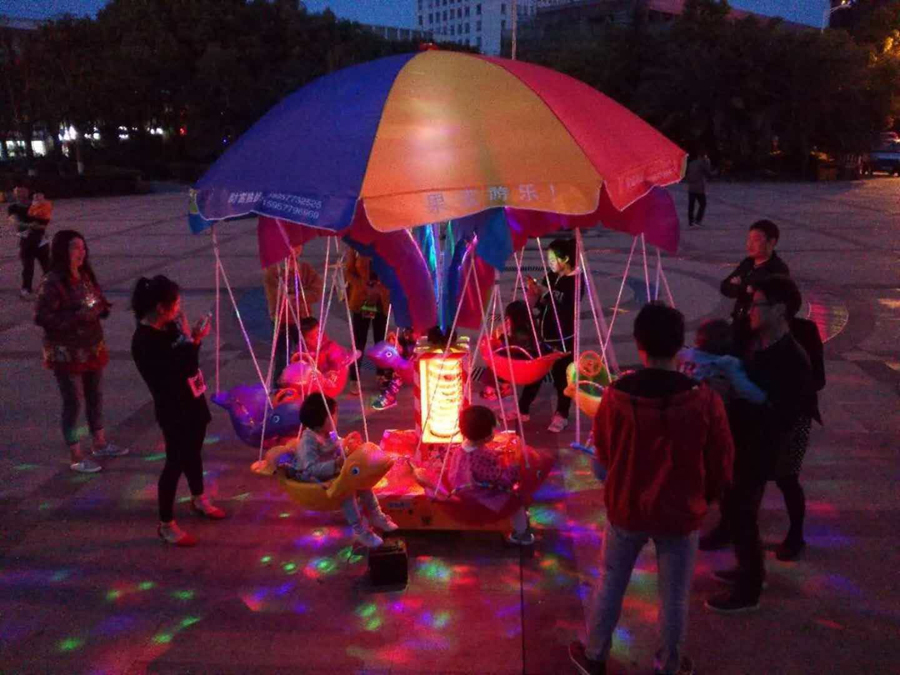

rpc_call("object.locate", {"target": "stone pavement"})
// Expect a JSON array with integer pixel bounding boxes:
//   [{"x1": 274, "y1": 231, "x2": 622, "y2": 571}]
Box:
[{"x1": 1, "y1": 179, "x2": 898, "y2": 674}]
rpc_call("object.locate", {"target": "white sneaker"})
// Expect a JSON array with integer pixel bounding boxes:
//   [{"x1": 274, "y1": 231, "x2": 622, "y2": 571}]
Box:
[
  {"x1": 369, "y1": 511, "x2": 399, "y2": 532},
  {"x1": 353, "y1": 526, "x2": 384, "y2": 548},
  {"x1": 506, "y1": 530, "x2": 536, "y2": 546},
  {"x1": 158, "y1": 521, "x2": 197, "y2": 547},
  {"x1": 92, "y1": 443, "x2": 129, "y2": 457},
  {"x1": 547, "y1": 413, "x2": 569, "y2": 433},
  {"x1": 70, "y1": 458, "x2": 102, "y2": 473}
]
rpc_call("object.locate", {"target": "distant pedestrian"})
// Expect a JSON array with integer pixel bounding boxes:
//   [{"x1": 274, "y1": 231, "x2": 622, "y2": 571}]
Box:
[
  {"x1": 344, "y1": 249, "x2": 390, "y2": 394},
  {"x1": 705, "y1": 275, "x2": 814, "y2": 614},
  {"x1": 131, "y1": 275, "x2": 225, "y2": 547},
  {"x1": 7, "y1": 186, "x2": 51, "y2": 300},
  {"x1": 35, "y1": 230, "x2": 127, "y2": 473},
  {"x1": 685, "y1": 148, "x2": 714, "y2": 227},
  {"x1": 720, "y1": 220, "x2": 789, "y2": 351},
  {"x1": 569, "y1": 303, "x2": 734, "y2": 675}
]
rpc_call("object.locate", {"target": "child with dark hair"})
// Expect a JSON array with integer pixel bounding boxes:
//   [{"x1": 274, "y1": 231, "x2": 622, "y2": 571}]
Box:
[
  {"x1": 291, "y1": 393, "x2": 397, "y2": 548},
  {"x1": 677, "y1": 318, "x2": 766, "y2": 404},
  {"x1": 413, "y1": 405, "x2": 533, "y2": 545},
  {"x1": 296, "y1": 316, "x2": 357, "y2": 375}
]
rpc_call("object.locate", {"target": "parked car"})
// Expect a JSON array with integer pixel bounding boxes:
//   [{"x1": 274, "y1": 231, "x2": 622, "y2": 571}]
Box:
[{"x1": 866, "y1": 141, "x2": 900, "y2": 176}]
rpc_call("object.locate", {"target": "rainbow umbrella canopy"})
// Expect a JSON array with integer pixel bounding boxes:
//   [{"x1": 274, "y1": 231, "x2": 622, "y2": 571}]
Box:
[{"x1": 193, "y1": 50, "x2": 686, "y2": 235}]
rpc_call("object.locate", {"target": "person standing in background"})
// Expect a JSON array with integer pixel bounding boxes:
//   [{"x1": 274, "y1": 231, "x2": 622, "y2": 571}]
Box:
[
  {"x1": 344, "y1": 249, "x2": 390, "y2": 395},
  {"x1": 686, "y1": 148, "x2": 714, "y2": 228},
  {"x1": 7, "y1": 187, "x2": 51, "y2": 300}
]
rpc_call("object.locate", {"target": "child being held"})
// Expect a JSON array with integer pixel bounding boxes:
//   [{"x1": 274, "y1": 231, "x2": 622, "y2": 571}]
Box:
[
  {"x1": 291, "y1": 393, "x2": 398, "y2": 548},
  {"x1": 677, "y1": 318, "x2": 766, "y2": 404},
  {"x1": 412, "y1": 405, "x2": 535, "y2": 546}
]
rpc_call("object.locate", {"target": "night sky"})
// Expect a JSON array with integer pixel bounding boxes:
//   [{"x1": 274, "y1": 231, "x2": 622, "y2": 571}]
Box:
[
  {"x1": 0, "y1": 0, "x2": 417, "y2": 27},
  {"x1": 0, "y1": 0, "x2": 829, "y2": 30}
]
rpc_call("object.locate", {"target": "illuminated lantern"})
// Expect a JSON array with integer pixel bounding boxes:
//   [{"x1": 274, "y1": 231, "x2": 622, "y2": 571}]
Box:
[{"x1": 415, "y1": 343, "x2": 469, "y2": 444}]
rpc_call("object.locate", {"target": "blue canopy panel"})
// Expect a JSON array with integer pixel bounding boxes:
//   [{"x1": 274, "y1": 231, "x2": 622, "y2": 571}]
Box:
[{"x1": 191, "y1": 53, "x2": 417, "y2": 231}]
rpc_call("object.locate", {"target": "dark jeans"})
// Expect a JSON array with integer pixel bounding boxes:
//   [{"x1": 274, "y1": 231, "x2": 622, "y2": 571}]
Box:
[
  {"x1": 728, "y1": 476, "x2": 767, "y2": 601},
  {"x1": 53, "y1": 369, "x2": 104, "y2": 445},
  {"x1": 688, "y1": 192, "x2": 707, "y2": 225},
  {"x1": 518, "y1": 346, "x2": 574, "y2": 418},
  {"x1": 349, "y1": 311, "x2": 388, "y2": 381},
  {"x1": 272, "y1": 323, "x2": 300, "y2": 385},
  {"x1": 158, "y1": 419, "x2": 207, "y2": 522},
  {"x1": 20, "y1": 230, "x2": 49, "y2": 292}
]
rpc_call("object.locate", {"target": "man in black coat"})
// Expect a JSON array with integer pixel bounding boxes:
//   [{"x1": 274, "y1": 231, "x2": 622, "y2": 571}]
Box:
[{"x1": 720, "y1": 220, "x2": 789, "y2": 351}]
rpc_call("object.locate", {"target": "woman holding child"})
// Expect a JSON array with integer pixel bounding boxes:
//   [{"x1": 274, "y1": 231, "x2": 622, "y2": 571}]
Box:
[{"x1": 131, "y1": 275, "x2": 225, "y2": 547}]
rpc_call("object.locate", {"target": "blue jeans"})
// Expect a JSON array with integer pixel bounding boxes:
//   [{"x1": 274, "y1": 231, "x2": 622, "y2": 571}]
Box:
[{"x1": 586, "y1": 523, "x2": 699, "y2": 673}]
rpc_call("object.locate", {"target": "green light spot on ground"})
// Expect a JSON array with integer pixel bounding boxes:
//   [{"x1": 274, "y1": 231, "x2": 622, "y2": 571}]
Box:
[
  {"x1": 279, "y1": 512, "x2": 291, "y2": 518},
  {"x1": 172, "y1": 590, "x2": 194, "y2": 601},
  {"x1": 50, "y1": 570, "x2": 70, "y2": 582},
  {"x1": 152, "y1": 633, "x2": 172, "y2": 644},
  {"x1": 356, "y1": 602, "x2": 377, "y2": 618},
  {"x1": 315, "y1": 558, "x2": 335, "y2": 573},
  {"x1": 106, "y1": 590, "x2": 122, "y2": 601},
  {"x1": 144, "y1": 453, "x2": 166, "y2": 462},
  {"x1": 38, "y1": 502, "x2": 52, "y2": 510},
  {"x1": 433, "y1": 610, "x2": 452, "y2": 629},
  {"x1": 260, "y1": 555, "x2": 272, "y2": 564},
  {"x1": 365, "y1": 617, "x2": 382, "y2": 631},
  {"x1": 180, "y1": 616, "x2": 200, "y2": 628},
  {"x1": 283, "y1": 562, "x2": 297, "y2": 573},
  {"x1": 138, "y1": 581, "x2": 155, "y2": 591},
  {"x1": 232, "y1": 492, "x2": 251, "y2": 501},
  {"x1": 14, "y1": 463, "x2": 39, "y2": 471},
  {"x1": 58, "y1": 637, "x2": 83, "y2": 651}
]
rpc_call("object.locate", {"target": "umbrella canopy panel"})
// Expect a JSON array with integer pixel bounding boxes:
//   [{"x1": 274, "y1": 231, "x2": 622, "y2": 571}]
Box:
[{"x1": 194, "y1": 50, "x2": 685, "y2": 233}]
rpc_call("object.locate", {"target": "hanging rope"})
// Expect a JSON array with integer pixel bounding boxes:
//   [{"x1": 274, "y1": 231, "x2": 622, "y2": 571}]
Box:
[
  {"x1": 573, "y1": 230, "x2": 584, "y2": 447},
  {"x1": 513, "y1": 247, "x2": 543, "y2": 358},
  {"x1": 494, "y1": 283, "x2": 529, "y2": 468},
  {"x1": 655, "y1": 247, "x2": 663, "y2": 302},
  {"x1": 658, "y1": 251, "x2": 676, "y2": 308},
  {"x1": 641, "y1": 234, "x2": 652, "y2": 303},
  {"x1": 212, "y1": 238, "x2": 268, "y2": 393},
  {"x1": 212, "y1": 226, "x2": 221, "y2": 394},
  {"x1": 535, "y1": 237, "x2": 567, "y2": 353},
  {"x1": 336, "y1": 260, "x2": 370, "y2": 443},
  {"x1": 602, "y1": 236, "x2": 638, "y2": 360},
  {"x1": 578, "y1": 242, "x2": 615, "y2": 378},
  {"x1": 257, "y1": 278, "x2": 287, "y2": 462}
]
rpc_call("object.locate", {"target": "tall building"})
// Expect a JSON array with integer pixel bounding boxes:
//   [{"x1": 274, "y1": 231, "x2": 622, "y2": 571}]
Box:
[{"x1": 416, "y1": 0, "x2": 537, "y2": 56}]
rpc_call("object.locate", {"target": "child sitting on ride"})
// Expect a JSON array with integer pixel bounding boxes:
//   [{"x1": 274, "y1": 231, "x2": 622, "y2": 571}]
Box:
[
  {"x1": 289, "y1": 393, "x2": 398, "y2": 548},
  {"x1": 677, "y1": 318, "x2": 766, "y2": 404},
  {"x1": 298, "y1": 316, "x2": 356, "y2": 373},
  {"x1": 412, "y1": 405, "x2": 535, "y2": 546},
  {"x1": 482, "y1": 300, "x2": 541, "y2": 400}
]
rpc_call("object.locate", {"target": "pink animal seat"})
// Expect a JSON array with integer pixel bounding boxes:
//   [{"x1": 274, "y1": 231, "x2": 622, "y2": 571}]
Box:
[{"x1": 478, "y1": 337, "x2": 569, "y2": 386}]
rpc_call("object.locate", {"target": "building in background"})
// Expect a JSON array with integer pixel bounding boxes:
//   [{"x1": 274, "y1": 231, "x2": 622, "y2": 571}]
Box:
[
  {"x1": 0, "y1": 14, "x2": 51, "y2": 160},
  {"x1": 363, "y1": 23, "x2": 433, "y2": 43},
  {"x1": 416, "y1": 0, "x2": 538, "y2": 56}
]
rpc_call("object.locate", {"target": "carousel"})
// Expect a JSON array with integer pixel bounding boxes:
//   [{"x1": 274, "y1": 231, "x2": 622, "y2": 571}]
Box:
[{"x1": 188, "y1": 48, "x2": 685, "y2": 538}]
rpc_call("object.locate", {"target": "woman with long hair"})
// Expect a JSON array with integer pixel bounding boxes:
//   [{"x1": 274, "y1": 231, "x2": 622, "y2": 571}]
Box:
[
  {"x1": 131, "y1": 275, "x2": 223, "y2": 547},
  {"x1": 35, "y1": 230, "x2": 127, "y2": 473}
]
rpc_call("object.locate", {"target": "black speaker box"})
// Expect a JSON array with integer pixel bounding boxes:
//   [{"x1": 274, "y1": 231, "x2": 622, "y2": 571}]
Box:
[{"x1": 368, "y1": 538, "x2": 408, "y2": 587}]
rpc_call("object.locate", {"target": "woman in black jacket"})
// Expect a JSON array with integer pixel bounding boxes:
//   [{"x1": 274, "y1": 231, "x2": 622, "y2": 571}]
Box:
[{"x1": 131, "y1": 276, "x2": 224, "y2": 547}]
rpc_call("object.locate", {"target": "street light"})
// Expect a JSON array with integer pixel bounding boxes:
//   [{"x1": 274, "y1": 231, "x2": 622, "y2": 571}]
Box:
[{"x1": 822, "y1": 0, "x2": 852, "y2": 33}]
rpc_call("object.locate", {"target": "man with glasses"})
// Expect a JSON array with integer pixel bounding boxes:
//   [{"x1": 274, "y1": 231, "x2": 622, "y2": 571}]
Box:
[{"x1": 705, "y1": 275, "x2": 813, "y2": 613}]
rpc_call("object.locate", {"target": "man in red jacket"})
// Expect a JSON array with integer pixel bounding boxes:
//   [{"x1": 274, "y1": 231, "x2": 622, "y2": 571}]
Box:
[{"x1": 570, "y1": 303, "x2": 735, "y2": 675}]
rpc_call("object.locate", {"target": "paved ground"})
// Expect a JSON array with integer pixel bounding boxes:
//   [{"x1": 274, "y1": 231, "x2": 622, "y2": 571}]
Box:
[{"x1": 1, "y1": 179, "x2": 898, "y2": 674}]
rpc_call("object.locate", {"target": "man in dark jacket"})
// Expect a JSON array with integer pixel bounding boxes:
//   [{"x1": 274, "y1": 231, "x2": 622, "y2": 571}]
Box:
[
  {"x1": 705, "y1": 275, "x2": 814, "y2": 614},
  {"x1": 720, "y1": 220, "x2": 789, "y2": 351},
  {"x1": 569, "y1": 303, "x2": 734, "y2": 675}
]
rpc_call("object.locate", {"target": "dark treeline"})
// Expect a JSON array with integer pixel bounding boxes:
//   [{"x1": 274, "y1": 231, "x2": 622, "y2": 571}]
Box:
[{"x1": 1, "y1": 0, "x2": 898, "y2": 179}]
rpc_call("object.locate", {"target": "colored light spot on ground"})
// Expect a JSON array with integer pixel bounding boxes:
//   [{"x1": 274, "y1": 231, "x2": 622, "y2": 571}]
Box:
[
  {"x1": 58, "y1": 637, "x2": 83, "y2": 652},
  {"x1": 283, "y1": 562, "x2": 298, "y2": 574},
  {"x1": 50, "y1": 570, "x2": 70, "y2": 582},
  {"x1": 138, "y1": 581, "x2": 155, "y2": 591},
  {"x1": 356, "y1": 602, "x2": 377, "y2": 618},
  {"x1": 172, "y1": 590, "x2": 194, "y2": 601},
  {"x1": 815, "y1": 618, "x2": 844, "y2": 630},
  {"x1": 106, "y1": 590, "x2": 122, "y2": 601},
  {"x1": 279, "y1": 512, "x2": 291, "y2": 518},
  {"x1": 432, "y1": 611, "x2": 451, "y2": 629},
  {"x1": 144, "y1": 453, "x2": 166, "y2": 462},
  {"x1": 177, "y1": 496, "x2": 192, "y2": 503},
  {"x1": 180, "y1": 616, "x2": 201, "y2": 628},
  {"x1": 152, "y1": 633, "x2": 173, "y2": 644},
  {"x1": 315, "y1": 558, "x2": 336, "y2": 573},
  {"x1": 232, "y1": 492, "x2": 251, "y2": 501},
  {"x1": 39, "y1": 502, "x2": 52, "y2": 510},
  {"x1": 260, "y1": 555, "x2": 272, "y2": 564},
  {"x1": 417, "y1": 558, "x2": 452, "y2": 582},
  {"x1": 14, "y1": 463, "x2": 39, "y2": 471},
  {"x1": 365, "y1": 617, "x2": 382, "y2": 631}
]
